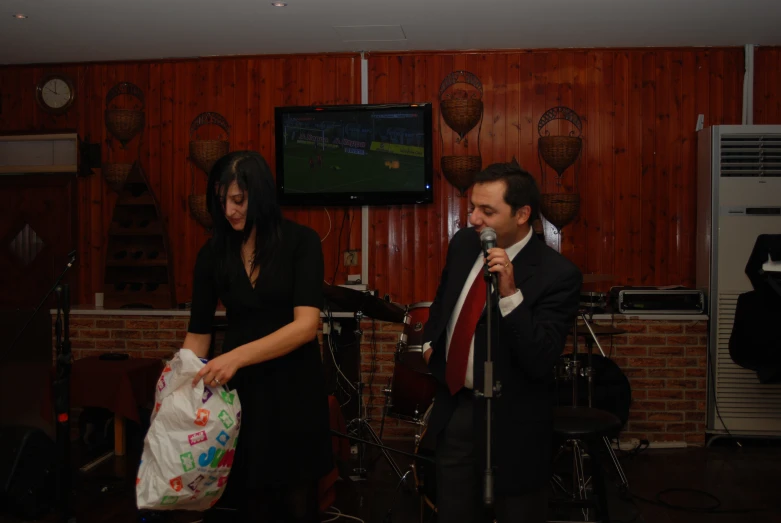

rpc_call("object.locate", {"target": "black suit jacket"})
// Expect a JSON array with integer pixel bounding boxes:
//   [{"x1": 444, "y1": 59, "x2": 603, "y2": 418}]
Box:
[{"x1": 422, "y1": 227, "x2": 582, "y2": 495}]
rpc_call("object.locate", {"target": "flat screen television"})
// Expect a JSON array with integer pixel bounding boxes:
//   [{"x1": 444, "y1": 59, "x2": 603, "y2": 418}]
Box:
[{"x1": 274, "y1": 103, "x2": 433, "y2": 206}]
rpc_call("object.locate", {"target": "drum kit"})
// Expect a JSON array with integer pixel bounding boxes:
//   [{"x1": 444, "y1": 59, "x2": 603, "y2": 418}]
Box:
[
  {"x1": 322, "y1": 284, "x2": 439, "y2": 513},
  {"x1": 323, "y1": 281, "x2": 633, "y2": 519}
]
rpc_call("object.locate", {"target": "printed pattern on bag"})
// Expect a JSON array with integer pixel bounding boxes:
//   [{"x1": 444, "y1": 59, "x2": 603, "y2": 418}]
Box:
[
  {"x1": 218, "y1": 410, "x2": 234, "y2": 429},
  {"x1": 170, "y1": 477, "x2": 183, "y2": 492},
  {"x1": 188, "y1": 431, "x2": 208, "y2": 446},
  {"x1": 180, "y1": 452, "x2": 196, "y2": 472},
  {"x1": 199, "y1": 446, "x2": 226, "y2": 468},
  {"x1": 137, "y1": 349, "x2": 241, "y2": 512},
  {"x1": 202, "y1": 388, "x2": 213, "y2": 404},
  {"x1": 194, "y1": 408, "x2": 210, "y2": 426},
  {"x1": 220, "y1": 390, "x2": 235, "y2": 405},
  {"x1": 204, "y1": 475, "x2": 219, "y2": 487},
  {"x1": 188, "y1": 474, "x2": 205, "y2": 493},
  {"x1": 216, "y1": 430, "x2": 230, "y2": 446}
]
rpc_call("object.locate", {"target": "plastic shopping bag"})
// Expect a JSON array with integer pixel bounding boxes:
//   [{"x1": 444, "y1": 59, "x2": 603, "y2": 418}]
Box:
[{"x1": 136, "y1": 349, "x2": 241, "y2": 511}]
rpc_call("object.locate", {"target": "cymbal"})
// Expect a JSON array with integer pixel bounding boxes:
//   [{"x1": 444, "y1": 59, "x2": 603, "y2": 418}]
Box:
[
  {"x1": 322, "y1": 283, "x2": 406, "y2": 323},
  {"x1": 576, "y1": 324, "x2": 626, "y2": 336}
]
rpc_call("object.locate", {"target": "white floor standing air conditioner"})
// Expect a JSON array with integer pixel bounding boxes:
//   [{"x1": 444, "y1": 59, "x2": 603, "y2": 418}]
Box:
[{"x1": 696, "y1": 125, "x2": 781, "y2": 436}]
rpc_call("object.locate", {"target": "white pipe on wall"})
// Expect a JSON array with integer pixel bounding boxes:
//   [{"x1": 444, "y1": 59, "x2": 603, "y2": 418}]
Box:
[
  {"x1": 360, "y1": 53, "x2": 369, "y2": 286},
  {"x1": 743, "y1": 44, "x2": 755, "y2": 125}
]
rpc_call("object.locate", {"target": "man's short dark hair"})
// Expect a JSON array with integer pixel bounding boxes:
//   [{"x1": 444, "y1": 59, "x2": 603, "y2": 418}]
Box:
[{"x1": 472, "y1": 159, "x2": 540, "y2": 221}]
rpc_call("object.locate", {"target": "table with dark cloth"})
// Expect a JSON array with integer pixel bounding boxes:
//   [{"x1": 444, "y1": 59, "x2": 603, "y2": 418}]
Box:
[{"x1": 70, "y1": 356, "x2": 162, "y2": 456}]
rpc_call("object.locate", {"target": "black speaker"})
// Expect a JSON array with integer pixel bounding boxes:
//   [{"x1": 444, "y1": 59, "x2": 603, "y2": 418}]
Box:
[
  {"x1": 0, "y1": 426, "x2": 56, "y2": 520},
  {"x1": 78, "y1": 137, "x2": 102, "y2": 176}
]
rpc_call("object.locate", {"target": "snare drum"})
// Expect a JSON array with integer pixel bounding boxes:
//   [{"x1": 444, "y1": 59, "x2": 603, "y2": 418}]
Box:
[{"x1": 396, "y1": 302, "x2": 432, "y2": 374}]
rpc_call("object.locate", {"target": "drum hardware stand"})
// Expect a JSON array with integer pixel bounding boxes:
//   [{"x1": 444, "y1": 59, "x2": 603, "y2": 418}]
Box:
[
  {"x1": 551, "y1": 312, "x2": 629, "y2": 518},
  {"x1": 578, "y1": 311, "x2": 629, "y2": 492},
  {"x1": 345, "y1": 310, "x2": 411, "y2": 487}
]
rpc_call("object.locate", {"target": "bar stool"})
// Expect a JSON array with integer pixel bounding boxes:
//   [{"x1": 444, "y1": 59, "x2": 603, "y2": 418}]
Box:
[{"x1": 550, "y1": 406, "x2": 622, "y2": 522}]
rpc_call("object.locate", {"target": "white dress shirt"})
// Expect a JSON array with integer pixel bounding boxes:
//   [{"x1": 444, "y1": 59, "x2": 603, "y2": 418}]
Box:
[{"x1": 424, "y1": 227, "x2": 533, "y2": 389}]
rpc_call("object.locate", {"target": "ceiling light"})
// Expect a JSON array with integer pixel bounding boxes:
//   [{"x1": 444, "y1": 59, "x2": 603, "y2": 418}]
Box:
[
  {"x1": 271, "y1": 2, "x2": 287, "y2": 6},
  {"x1": 13, "y1": 13, "x2": 28, "y2": 19}
]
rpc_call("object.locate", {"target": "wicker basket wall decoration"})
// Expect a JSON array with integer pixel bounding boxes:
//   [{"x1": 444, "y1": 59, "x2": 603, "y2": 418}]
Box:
[
  {"x1": 105, "y1": 82, "x2": 145, "y2": 149},
  {"x1": 439, "y1": 71, "x2": 484, "y2": 196},
  {"x1": 189, "y1": 193, "x2": 213, "y2": 230},
  {"x1": 189, "y1": 112, "x2": 231, "y2": 175},
  {"x1": 537, "y1": 106, "x2": 583, "y2": 177},
  {"x1": 537, "y1": 106, "x2": 583, "y2": 232},
  {"x1": 187, "y1": 112, "x2": 230, "y2": 230},
  {"x1": 101, "y1": 162, "x2": 134, "y2": 193}
]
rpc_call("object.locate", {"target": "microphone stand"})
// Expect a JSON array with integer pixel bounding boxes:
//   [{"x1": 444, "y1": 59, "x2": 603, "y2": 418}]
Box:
[
  {"x1": 4, "y1": 250, "x2": 76, "y2": 361},
  {"x1": 4, "y1": 251, "x2": 77, "y2": 522},
  {"x1": 475, "y1": 267, "x2": 500, "y2": 507},
  {"x1": 54, "y1": 283, "x2": 77, "y2": 523}
]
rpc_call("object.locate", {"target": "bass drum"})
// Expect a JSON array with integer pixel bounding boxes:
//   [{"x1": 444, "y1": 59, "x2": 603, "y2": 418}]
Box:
[{"x1": 413, "y1": 403, "x2": 437, "y2": 513}]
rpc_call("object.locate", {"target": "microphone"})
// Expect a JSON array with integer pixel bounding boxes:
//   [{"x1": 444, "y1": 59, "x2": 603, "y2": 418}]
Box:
[
  {"x1": 480, "y1": 228, "x2": 498, "y2": 283},
  {"x1": 480, "y1": 227, "x2": 497, "y2": 255}
]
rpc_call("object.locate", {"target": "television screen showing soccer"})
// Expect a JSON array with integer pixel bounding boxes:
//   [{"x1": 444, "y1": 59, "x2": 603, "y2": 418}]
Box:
[{"x1": 279, "y1": 107, "x2": 429, "y2": 194}]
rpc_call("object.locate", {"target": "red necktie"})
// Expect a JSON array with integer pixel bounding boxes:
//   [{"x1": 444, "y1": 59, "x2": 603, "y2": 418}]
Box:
[{"x1": 446, "y1": 272, "x2": 486, "y2": 395}]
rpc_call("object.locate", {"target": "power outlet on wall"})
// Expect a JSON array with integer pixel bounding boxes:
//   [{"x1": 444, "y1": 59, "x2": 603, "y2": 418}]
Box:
[{"x1": 344, "y1": 250, "x2": 359, "y2": 267}]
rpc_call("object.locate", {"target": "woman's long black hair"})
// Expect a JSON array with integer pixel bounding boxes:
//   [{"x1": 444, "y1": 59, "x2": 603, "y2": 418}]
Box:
[{"x1": 206, "y1": 151, "x2": 282, "y2": 287}]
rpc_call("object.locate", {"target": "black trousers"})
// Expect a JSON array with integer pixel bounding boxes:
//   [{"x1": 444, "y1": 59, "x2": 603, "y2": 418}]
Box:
[{"x1": 435, "y1": 390, "x2": 548, "y2": 523}]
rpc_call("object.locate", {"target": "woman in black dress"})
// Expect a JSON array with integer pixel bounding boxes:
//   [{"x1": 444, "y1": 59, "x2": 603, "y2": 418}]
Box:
[{"x1": 182, "y1": 151, "x2": 332, "y2": 522}]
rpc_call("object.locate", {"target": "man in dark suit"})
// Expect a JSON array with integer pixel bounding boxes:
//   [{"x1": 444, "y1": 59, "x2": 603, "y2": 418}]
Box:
[{"x1": 421, "y1": 160, "x2": 582, "y2": 522}]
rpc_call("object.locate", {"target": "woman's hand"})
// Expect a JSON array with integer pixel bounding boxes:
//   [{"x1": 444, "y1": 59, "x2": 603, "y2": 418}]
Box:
[{"x1": 192, "y1": 352, "x2": 241, "y2": 388}]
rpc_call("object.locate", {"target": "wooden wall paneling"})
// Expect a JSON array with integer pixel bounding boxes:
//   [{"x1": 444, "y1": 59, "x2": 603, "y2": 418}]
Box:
[
  {"x1": 599, "y1": 52, "x2": 616, "y2": 286},
  {"x1": 517, "y1": 53, "x2": 533, "y2": 174},
  {"x1": 584, "y1": 52, "x2": 601, "y2": 279},
  {"x1": 233, "y1": 59, "x2": 250, "y2": 152},
  {"x1": 628, "y1": 52, "x2": 645, "y2": 286},
  {"x1": 384, "y1": 55, "x2": 402, "y2": 303},
  {"x1": 147, "y1": 63, "x2": 163, "y2": 206},
  {"x1": 654, "y1": 51, "x2": 671, "y2": 287},
  {"x1": 709, "y1": 50, "x2": 726, "y2": 126},
  {"x1": 159, "y1": 62, "x2": 176, "y2": 301},
  {"x1": 680, "y1": 52, "x2": 697, "y2": 288},
  {"x1": 753, "y1": 48, "x2": 780, "y2": 123},
  {"x1": 613, "y1": 51, "x2": 630, "y2": 289},
  {"x1": 369, "y1": 55, "x2": 389, "y2": 295},
  {"x1": 568, "y1": 51, "x2": 589, "y2": 271},
  {"x1": 640, "y1": 52, "x2": 657, "y2": 285},
  {"x1": 666, "y1": 51, "x2": 683, "y2": 287},
  {"x1": 723, "y1": 50, "x2": 742, "y2": 126},
  {"x1": 424, "y1": 55, "x2": 443, "y2": 300},
  {"x1": 0, "y1": 48, "x2": 756, "y2": 305}
]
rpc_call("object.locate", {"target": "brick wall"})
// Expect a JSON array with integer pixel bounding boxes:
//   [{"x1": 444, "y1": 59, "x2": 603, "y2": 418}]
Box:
[
  {"x1": 53, "y1": 314, "x2": 708, "y2": 446},
  {"x1": 356, "y1": 317, "x2": 709, "y2": 446},
  {"x1": 53, "y1": 316, "x2": 188, "y2": 361}
]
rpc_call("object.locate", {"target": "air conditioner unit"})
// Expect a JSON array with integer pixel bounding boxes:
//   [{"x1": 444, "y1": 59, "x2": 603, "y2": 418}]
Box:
[
  {"x1": 0, "y1": 133, "x2": 78, "y2": 174},
  {"x1": 696, "y1": 125, "x2": 781, "y2": 436}
]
